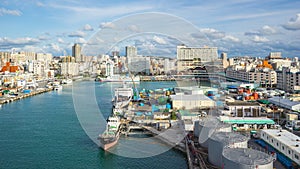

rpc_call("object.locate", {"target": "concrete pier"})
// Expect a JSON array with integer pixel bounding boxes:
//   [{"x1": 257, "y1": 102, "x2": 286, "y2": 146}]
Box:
[
  {"x1": 0, "y1": 88, "x2": 53, "y2": 105},
  {"x1": 142, "y1": 121, "x2": 186, "y2": 153}
]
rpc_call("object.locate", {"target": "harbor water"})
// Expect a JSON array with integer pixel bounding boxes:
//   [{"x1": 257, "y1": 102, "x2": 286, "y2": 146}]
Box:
[{"x1": 0, "y1": 81, "x2": 187, "y2": 169}]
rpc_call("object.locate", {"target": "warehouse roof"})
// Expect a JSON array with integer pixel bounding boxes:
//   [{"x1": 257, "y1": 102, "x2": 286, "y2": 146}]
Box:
[
  {"x1": 262, "y1": 129, "x2": 300, "y2": 153},
  {"x1": 171, "y1": 94, "x2": 213, "y2": 101},
  {"x1": 268, "y1": 97, "x2": 300, "y2": 110},
  {"x1": 226, "y1": 101, "x2": 260, "y2": 106},
  {"x1": 219, "y1": 116, "x2": 275, "y2": 125}
]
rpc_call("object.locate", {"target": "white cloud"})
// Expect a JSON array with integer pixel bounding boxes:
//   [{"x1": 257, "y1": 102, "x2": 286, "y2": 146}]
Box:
[
  {"x1": 260, "y1": 25, "x2": 278, "y2": 35},
  {"x1": 83, "y1": 24, "x2": 94, "y2": 31},
  {"x1": 282, "y1": 13, "x2": 300, "y2": 30},
  {"x1": 200, "y1": 28, "x2": 225, "y2": 39},
  {"x1": 0, "y1": 7, "x2": 22, "y2": 16},
  {"x1": 127, "y1": 25, "x2": 140, "y2": 32},
  {"x1": 245, "y1": 25, "x2": 278, "y2": 37},
  {"x1": 223, "y1": 35, "x2": 240, "y2": 42},
  {"x1": 22, "y1": 45, "x2": 45, "y2": 53},
  {"x1": 99, "y1": 22, "x2": 115, "y2": 29},
  {"x1": 251, "y1": 35, "x2": 269, "y2": 43},
  {"x1": 75, "y1": 38, "x2": 87, "y2": 44},
  {"x1": 0, "y1": 37, "x2": 39, "y2": 46},
  {"x1": 46, "y1": 43, "x2": 67, "y2": 55},
  {"x1": 68, "y1": 31, "x2": 86, "y2": 37},
  {"x1": 153, "y1": 36, "x2": 167, "y2": 44},
  {"x1": 57, "y1": 38, "x2": 65, "y2": 43},
  {"x1": 38, "y1": 35, "x2": 50, "y2": 41}
]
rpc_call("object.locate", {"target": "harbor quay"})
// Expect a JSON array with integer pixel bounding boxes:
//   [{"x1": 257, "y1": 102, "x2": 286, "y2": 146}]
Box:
[
  {"x1": 0, "y1": 87, "x2": 53, "y2": 105},
  {"x1": 107, "y1": 78, "x2": 300, "y2": 169},
  {"x1": 108, "y1": 82, "x2": 220, "y2": 168},
  {"x1": 0, "y1": 78, "x2": 76, "y2": 106}
]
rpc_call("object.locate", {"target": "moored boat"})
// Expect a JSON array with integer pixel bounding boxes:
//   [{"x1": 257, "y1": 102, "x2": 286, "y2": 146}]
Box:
[
  {"x1": 98, "y1": 116, "x2": 121, "y2": 150},
  {"x1": 61, "y1": 79, "x2": 73, "y2": 85},
  {"x1": 53, "y1": 84, "x2": 63, "y2": 91}
]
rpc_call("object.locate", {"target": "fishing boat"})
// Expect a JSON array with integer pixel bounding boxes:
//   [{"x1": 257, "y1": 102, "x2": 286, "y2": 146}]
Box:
[
  {"x1": 98, "y1": 116, "x2": 121, "y2": 150},
  {"x1": 61, "y1": 79, "x2": 73, "y2": 85},
  {"x1": 53, "y1": 84, "x2": 63, "y2": 91}
]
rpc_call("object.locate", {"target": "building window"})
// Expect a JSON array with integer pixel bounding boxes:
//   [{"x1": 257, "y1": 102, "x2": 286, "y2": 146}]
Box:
[
  {"x1": 282, "y1": 146, "x2": 285, "y2": 150},
  {"x1": 277, "y1": 143, "x2": 279, "y2": 147},
  {"x1": 295, "y1": 154, "x2": 299, "y2": 160}
]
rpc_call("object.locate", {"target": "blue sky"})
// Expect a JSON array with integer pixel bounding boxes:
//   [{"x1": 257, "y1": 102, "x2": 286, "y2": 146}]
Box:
[{"x1": 0, "y1": 0, "x2": 300, "y2": 58}]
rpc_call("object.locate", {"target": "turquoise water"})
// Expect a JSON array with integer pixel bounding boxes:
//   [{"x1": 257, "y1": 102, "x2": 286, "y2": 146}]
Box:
[{"x1": 0, "y1": 81, "x2": 187, "y2": 169}]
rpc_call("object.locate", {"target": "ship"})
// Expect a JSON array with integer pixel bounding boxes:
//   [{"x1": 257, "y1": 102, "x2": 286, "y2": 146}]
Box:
[
  {"x1": 98, "y1": 116, "x2": 121, "y2": 150},
  {"x1": 113, "y1": 84, "x2": 134, "y2": 108},
  {"x1": 61, "y1": 79, "x2": 73, "y2": 85}
]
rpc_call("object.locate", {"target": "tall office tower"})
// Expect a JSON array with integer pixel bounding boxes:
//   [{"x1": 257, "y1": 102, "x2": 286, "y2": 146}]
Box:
[
  {"x1": 176, "y1": 44, "x2": 218, "y2": 72},
  {"x1": 125, "y1": 46, "x2": 137, "y2": 58},
  {"x1": 221, "y1": 52, "x2": 229, "y2": 68},
  {"x1": 125, "y1": 46, "x2": 137, "y2": 71},
  {"x1": 72, "y1": 43, "x2": 81, "y2": 62}
]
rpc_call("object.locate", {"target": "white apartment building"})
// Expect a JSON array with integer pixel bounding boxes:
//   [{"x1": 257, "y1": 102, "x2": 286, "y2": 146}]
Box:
[
  {"x1": 29, "y1": 60, "x2": 50, "y2": 77},
  {"x1": 267, "y1": 52, "x2": 282, "y2": 59},
  {"x1": 128, "y1": 56, "x2": 150, "y2": 75},
  {"x1": 124, "y1": 46, "x2": 151, "y2": 74},
  {"x1": 164, "y1": 58, "x2": 176, "y2": 74},
  {"x1": 176, "y1": 44, "x2": 218, "y2": 72},
  {"x1": 269, "y1": 59, "x2": 292, "y2": 70},
  {"x1": 60, "y1": 62, "x2": 79, "y2": 76},
  {"x1": 226, "y1": 66, "x2": 277, "y2": 86},
  {"x1": 36, "y1": 53, "x2": 53, "y2": 62},
  {"x1": 277, "y1": 67, "x2": 300, "y2": 92}
]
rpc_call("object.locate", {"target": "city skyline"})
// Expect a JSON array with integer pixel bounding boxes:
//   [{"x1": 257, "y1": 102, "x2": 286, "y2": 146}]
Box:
[{"x1": 0, "y1": 0, "x2": 299, "y2": 58}]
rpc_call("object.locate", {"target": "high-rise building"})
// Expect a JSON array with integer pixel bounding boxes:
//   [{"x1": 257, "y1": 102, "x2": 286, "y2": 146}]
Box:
[
  {"x1": 226, "y1": 67, "x2": 277, "y2": 86},
  {"x1": 60, "y1": 62, "x2": 79, "y2": 76},
  {"x1": 176, "y1": 44, "x2": 218, "y2": 72},
  {"x1": 125, "y1": 46, "x2": 137, "y2": 65},
  {"x1": 267, "y1": 52, "x2": 282, "y2": 59},
  {"x1": 36, "y1": 53, "x2": 53, "y2": 62},
  {"x1": 221, "y1": 52, "x2": 229, "y2": 68},
  {"x1": 277, "y1": 67, "x2": 300, "y2": 92},
  {"x1": 72, "y1": 43, "x2": 82, "y2": 62},
  {"x1": 125, "y1": 46, "x2": 137, "y2": 58}
]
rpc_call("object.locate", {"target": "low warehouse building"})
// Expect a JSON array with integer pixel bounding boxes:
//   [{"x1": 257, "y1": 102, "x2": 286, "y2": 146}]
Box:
[
  {"x1": 171, "y1": 94, "x2": 216, "y2": 110},
  {"x1": 268, "y1": 97, "x2": 300, "y2": 111}
]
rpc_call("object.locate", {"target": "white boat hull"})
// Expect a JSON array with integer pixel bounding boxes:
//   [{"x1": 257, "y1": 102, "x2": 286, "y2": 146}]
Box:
[{"x1": 100, "y1": 132, "x2": 120, "y2": 150}]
